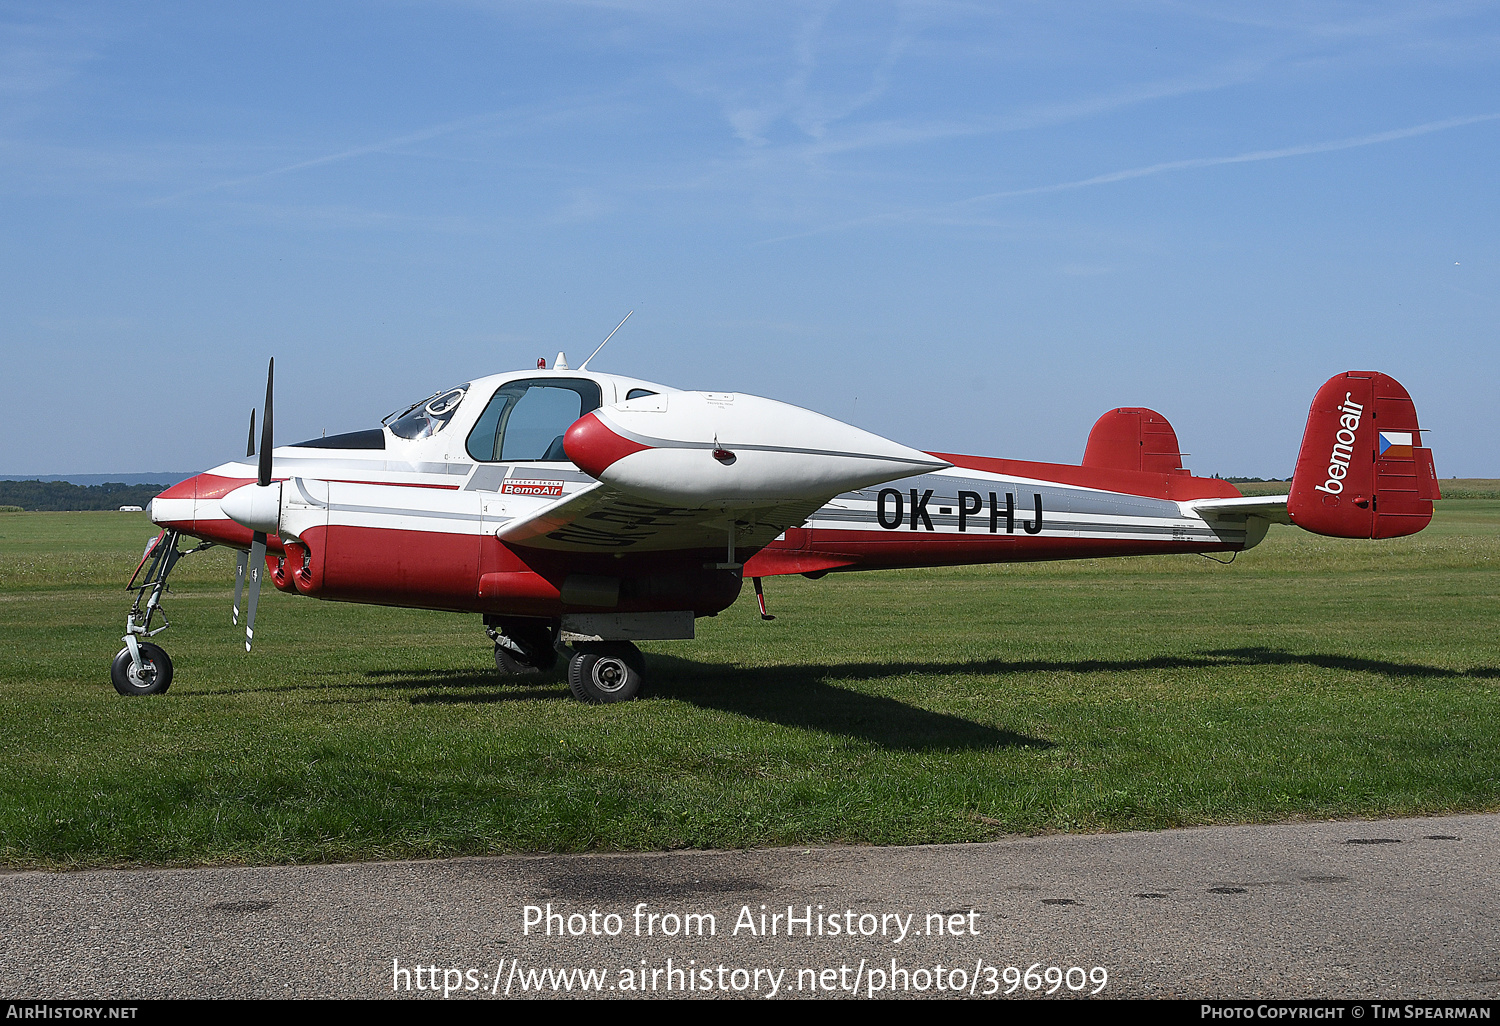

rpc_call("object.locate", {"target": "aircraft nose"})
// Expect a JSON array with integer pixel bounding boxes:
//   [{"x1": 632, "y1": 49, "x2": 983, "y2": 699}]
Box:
[
  {"x1": 145, "y1": 469, "x2": 262, "y2": 547},
  {"x1": 150, "y1": 474, "x2": 200, "y2": 530}
]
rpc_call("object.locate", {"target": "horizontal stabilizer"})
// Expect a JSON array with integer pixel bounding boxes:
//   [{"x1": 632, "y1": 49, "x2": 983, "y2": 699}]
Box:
[
  {"x1": 1182, "y1": 495, "x2": 1290, "y2": 524},
  {"x1": 1180, "y1": 495, "x2": 1288, "y2": 550}
]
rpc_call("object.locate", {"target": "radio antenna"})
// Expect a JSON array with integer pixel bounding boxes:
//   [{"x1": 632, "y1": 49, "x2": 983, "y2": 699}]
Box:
[{"x1": 578, "y1": 311, "x2": 632, "y2": 371}]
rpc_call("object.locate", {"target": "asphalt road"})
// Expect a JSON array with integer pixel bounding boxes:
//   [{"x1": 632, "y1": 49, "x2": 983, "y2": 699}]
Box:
[{"x1": 3, "y1": 813, "x2": 1497, "y2": 1000}]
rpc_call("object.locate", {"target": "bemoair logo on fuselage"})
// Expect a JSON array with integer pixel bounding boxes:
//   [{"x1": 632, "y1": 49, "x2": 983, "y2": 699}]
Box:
[
  {"x1": 1313, "y1": 392, "x2": 1364, "y2": 495},
  {"x1": 503, "y1": 480, "x2": 565, "y2": 497}
]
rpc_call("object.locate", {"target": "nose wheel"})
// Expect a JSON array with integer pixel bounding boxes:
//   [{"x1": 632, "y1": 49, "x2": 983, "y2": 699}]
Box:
[
  {"x1": 566, "y1": 642, "x2": 647, "y2": 703},
  {"x1": 111, "y1": 642, "x2": 173, "y2": 695}
]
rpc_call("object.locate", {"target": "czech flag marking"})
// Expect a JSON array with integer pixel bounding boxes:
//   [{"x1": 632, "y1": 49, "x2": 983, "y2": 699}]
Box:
[{"x1": 1379, "y1": 431, "x2": 1414, "y2": 460}]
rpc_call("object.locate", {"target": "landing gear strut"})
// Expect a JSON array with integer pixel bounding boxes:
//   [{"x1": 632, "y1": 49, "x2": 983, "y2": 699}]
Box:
[
  {"x1": 113, "y1": 529, "x2": 212, "y2": 696},
  {"x1": 485, "y1": 616, "x2": 560, "y2": 675}
]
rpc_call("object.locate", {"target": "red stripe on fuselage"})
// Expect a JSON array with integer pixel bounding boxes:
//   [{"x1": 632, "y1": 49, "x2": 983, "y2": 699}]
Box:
[
  {"x1": 316, "y1": 525, "x2": 480, "y2": 611},
  {"x1": 744, "y1": 514, "x2": 1240, "y2": 576},
  {"x1": 322, "y1": 479, "x2": 462, "y2": 490}
]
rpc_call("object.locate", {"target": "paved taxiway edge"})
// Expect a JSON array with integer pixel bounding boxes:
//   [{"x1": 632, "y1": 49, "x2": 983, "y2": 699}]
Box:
[{"x1": 2, "y1": 813, "x2": 1497, "y2": 999}]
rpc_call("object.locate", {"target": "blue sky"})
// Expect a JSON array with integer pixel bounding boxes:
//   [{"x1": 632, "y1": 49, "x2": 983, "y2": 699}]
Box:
[{"x1": 3, "y1": 1, "x2": 1497, "y2": 477}]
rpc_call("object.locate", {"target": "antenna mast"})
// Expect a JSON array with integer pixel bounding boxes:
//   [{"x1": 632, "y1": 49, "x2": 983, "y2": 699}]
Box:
[{"x1": 578, "y1": 311, "x2": 633, "y2": 371}]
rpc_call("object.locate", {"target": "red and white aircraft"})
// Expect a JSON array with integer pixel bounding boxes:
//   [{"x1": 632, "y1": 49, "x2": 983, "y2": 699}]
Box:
[{"x1": 118, "y1": 338, "x2": 1440, "y2": 702}]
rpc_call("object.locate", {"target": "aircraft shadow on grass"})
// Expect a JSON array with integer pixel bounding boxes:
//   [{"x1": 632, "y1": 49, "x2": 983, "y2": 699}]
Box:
[
  {"x1": 390, "y1": 645, "x2": 1498, "y2": 748},
  {"x1": 198, "y1": 645, "x2": 1496, "y2": 751},
  {"x1": 1199, "y1": 647, "x2": 1500, "y2": 681},
  {"x1": 349, "y1": 646, "x2": 1498, "y2": 696},
  {"x1": 642, "y1": 653, "x2": 1053, "y2": 752},
  {"x1": 384, "y1": 659, "x2": 1047, "y2": 753}
]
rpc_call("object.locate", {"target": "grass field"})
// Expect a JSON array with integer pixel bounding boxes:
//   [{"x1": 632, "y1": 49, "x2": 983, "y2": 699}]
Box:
[{"x1": 1, "y1": 491, "x2": 1497, "y2": 869}]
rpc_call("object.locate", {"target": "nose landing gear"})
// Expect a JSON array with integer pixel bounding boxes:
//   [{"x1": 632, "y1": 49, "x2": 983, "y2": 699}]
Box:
[{"x1": 113, "y1": 529, "x2": 213, "y2": 696}]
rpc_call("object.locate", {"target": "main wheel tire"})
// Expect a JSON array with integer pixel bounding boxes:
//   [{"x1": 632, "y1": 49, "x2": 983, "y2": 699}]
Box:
[
  {"x1": 566, "y1": 642, "x2": 646, "y2": 704},
  {"x1": 510, "y1": 622, "x2": 559, "y2": 673},
  {"x1": 491, "y1": 621, "x2": 559, "y2": 675},
  {"x1": 111, "y1": 643, "x2": 173, "y2": 696},
  {"x1": 494, "y1": 642, "x2": 540, "y2": 676}
]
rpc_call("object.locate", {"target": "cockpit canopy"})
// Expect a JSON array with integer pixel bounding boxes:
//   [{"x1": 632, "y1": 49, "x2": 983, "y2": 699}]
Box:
[
  {"x1": 363, "y1": 374, "x2": 632, "y2": 461},
  {"x1": 386, "y1": 385, "x2": 469, "y2": 440}
]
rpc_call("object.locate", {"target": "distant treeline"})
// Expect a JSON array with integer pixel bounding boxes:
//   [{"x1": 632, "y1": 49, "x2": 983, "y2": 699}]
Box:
[{"x1": 0, "y1": 480, "x2": 167, "y2": 512}]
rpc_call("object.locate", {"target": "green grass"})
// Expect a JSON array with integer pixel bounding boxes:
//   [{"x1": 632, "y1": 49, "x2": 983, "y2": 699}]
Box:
[
  {"x1": 1433, "y1": 478, "x2": 1500, "y2": 499},
  {"x1": 0, "y1": 501, "x2": 1496, "y2": 868},
  {"x1": 1234, "y1": 477, "x2": 1500, "y2": 499}
]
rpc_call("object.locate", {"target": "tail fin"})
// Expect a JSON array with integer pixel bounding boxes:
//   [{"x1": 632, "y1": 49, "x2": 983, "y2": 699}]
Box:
[
  {"x1": 1082, "y1": 408, "x2": 1187, "y2": 474},
  {"x1": 1287, "y1": 371, "x2": 1439, "y2": 539}
]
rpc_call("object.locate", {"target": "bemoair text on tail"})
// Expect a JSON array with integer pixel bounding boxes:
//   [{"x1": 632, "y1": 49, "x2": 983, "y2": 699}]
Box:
[{"x1": 1287, "y1": 371, "x2": 1439, "y2": 539}]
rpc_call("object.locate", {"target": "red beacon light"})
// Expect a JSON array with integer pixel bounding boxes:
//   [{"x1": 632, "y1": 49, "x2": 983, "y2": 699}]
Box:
[{"x1": 537, "y1": 358, "x2": 546, "y2": 369}]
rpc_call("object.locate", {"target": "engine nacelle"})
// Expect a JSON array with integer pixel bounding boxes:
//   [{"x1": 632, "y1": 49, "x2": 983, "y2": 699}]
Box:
[{"x1": 565, "y1": 390, "x2": 949, "y2": 506}]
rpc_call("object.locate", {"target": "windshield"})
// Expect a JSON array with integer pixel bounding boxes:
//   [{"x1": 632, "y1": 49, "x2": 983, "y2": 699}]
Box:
[{"x1": 387, "y1": 384, "x2": 469, "y2": 440}]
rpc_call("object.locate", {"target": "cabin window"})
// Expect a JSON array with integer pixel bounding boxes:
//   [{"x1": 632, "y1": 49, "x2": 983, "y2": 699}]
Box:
[
  {"x1": 465, "y1": 378, "x2": 603, "y2": 462},
  {"x1": 626, "y1": 388, "x2": 657, "y2": 400}
]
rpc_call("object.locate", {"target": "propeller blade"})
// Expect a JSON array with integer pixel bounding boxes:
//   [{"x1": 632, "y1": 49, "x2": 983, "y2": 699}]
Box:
[
  {"x1": 233, "y1": 548, "x2": 248, "y2": 625},
  {"x1": 257, "y1": 358, "x2": 274, "y2": 488},
  {"x1": 246, "y1": 409, "x2": 256, "y2": 459},
  {"x1": 245, "y1": 532, "x2": 266, "y2": 652}
]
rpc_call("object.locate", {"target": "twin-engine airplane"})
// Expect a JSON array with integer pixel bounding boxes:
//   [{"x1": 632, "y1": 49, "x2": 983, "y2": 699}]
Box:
[{"x1": 117, "y1": 337, "x2": 1440, "y2": 702}]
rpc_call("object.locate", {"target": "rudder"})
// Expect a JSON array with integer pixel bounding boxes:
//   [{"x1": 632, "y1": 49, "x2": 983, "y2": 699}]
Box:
[{"x1": 1287, "y1": 371, "x2": 1438, "y2": 539}]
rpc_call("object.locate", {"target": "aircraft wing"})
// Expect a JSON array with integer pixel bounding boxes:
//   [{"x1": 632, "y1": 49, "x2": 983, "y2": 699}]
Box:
[
  {"x1": 494, "y1": 482, "x2": 830, "y2": 554},
  {"x1": 1181, "y1": 495, "x2": 1291, "y2": 524}
]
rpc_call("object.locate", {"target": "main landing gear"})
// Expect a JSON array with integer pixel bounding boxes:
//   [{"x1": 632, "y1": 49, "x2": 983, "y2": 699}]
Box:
[
  {"x1": 566, "y1": 642, "x2": 646, "y2": 704},
  {"x1": 484, "y1": 615, "x2": 646, "y2": 704},
  {"x1": 113, "y1": 529, "x2": 212, "y2": 696},
  {"x1": 485, "y1": 616, "x2": 559, "y2": 676}
]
